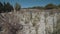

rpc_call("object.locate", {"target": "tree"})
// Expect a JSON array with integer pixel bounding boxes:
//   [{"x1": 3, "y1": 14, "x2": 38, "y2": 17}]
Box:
[
  {"x1": 0, "y1": 2, "x2": 4, "y2": 13},
  {"x1": 15, "y1": 3, "x2": 21, "y2": 11},
  {"x1": 4, "y1": 2, "x2": 13, "y2": 12},
  {"x1": 57, "y1": 4, "x2": 60, "y2": 8},
  {"x1": 45, "y1": 3, "x2": 57, "y2": 9}
]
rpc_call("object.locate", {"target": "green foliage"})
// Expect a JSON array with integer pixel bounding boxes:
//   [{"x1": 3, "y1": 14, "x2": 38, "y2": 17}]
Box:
[
  {"x1": 15, "y1": 3, "x2": 21, "y2": 11},
  {"x1": 27, "y1": 6, "x2": 44, "y2": 9},
  {"x1": 45, "y1": 3, "x2": 57, "y2": 9},
  {"x1": 57, "y1": 4, "x2": 60, "y2": 8},
  {"x1": 32, "y1": 6, "x2": 43, "y2": 9},
  {"x1": 0, "y1": 2, "x2": 13, "y2": 13},
  {"x1": 0, "y1": 2, "x2": 4, "y2": 12},
  {"x1": 4, "y1": 2, "x2": 13, "y2": 12}
]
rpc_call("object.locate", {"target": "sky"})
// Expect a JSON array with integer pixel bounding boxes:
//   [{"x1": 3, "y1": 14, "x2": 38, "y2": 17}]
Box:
[{"x1": 0, "y1": 0, "x2": 60, "y2": 8}]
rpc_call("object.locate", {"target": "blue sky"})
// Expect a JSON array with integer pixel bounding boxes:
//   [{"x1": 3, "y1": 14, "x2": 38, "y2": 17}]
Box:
[{"x1": 0, "y1": 0, "x2": 60, "y2": 8}]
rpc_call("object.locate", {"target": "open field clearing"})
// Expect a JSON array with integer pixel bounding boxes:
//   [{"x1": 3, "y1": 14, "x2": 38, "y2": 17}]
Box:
[{"x1": 0, "y1": 9, "x2": 60, "y2": 34}]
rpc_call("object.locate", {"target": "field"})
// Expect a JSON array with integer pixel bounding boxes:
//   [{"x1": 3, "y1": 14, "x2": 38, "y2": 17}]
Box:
[{"x1": 0, "y1": 9, "x2": 60, "y2": 34}]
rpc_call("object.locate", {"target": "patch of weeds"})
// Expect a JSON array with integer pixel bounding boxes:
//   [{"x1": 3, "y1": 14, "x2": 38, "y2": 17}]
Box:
[
  {"x1": 25, "y1": 21, "x2": 28, "y2": 24},
  {"x1": 32, "y1": 23, "x2": 36, "y2": 27}
]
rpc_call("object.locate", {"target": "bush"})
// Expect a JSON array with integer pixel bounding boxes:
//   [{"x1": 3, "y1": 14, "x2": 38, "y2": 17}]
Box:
[
  {"x1": 45, "y1": 3, "x2": 57, "y2": 9},
  {"x1": 15, "y1": 3, "x2": 21, "y2": 11}
]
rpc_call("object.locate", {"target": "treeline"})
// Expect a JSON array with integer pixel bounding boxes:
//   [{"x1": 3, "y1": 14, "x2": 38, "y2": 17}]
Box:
[
  {"x1": 44, "y1": 4, "x2": 60, "y2": 9},
  {"x1": 0, "y1": 2, "x2": 13, "y2": 13},
  {"x1": 28, "y1": 3, "x2": 60, "y2": 9},
  {"x1": 0, "y1": 2, "x2": 21, "y2": 13},
  {"x1": 0, "y1": 2, "x2": 60, "y2": 13}
]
